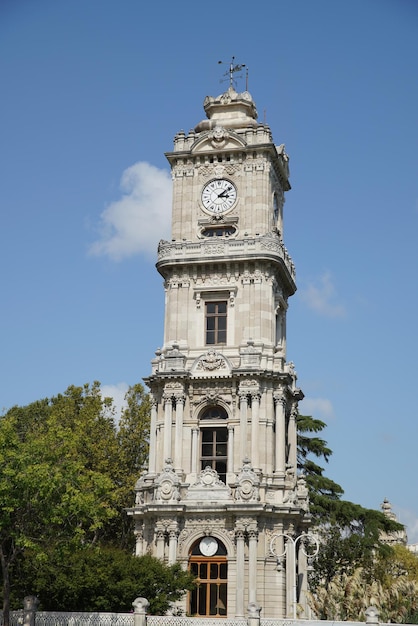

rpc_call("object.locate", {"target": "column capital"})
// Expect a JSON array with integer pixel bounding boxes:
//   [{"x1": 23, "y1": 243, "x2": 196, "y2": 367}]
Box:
[
  {"x1": 235, "y1": 528, "x2": 246, "y2": 541},
  {"x1": 133, "y1": 525, "x2": 144, "y2": 539},
  {"x1": 150, "y1": 395, "x2": 158, "y2": 407},
  {"x1": 273, "y1": 391, "x2": 286, "y2": 406}
]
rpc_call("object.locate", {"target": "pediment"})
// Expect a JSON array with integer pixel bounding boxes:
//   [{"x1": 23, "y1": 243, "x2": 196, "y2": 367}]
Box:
[{"x1": 191, "y1": 127, "x2": 246, "y2": 154}]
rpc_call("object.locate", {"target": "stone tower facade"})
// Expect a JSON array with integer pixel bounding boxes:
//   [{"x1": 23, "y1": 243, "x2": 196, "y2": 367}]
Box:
[{"x1": 128, "y1": 85, "x2": 311, "y2": 618}]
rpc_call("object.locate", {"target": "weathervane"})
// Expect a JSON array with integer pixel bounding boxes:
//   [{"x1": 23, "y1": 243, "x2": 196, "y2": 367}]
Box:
[{"x1": 218, "y1": 56, "x2": 248, "y2": 90}]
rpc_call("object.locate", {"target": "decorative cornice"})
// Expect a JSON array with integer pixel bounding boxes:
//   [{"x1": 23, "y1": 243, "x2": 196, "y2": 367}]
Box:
[{"x1": 157, "y1": 233, "x2": 296, "y2": 287}]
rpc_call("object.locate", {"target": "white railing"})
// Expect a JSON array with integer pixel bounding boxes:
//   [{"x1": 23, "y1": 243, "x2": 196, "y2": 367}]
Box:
[
  {"x1": 148, "y1": 619, "x2": 246, "y2": 626},
  {"x1": 1, "y1": 612, "x2": 133, "y2": 626},
  {"x1": 0, "y1": 608, "x2": 402, "y2": 626}
]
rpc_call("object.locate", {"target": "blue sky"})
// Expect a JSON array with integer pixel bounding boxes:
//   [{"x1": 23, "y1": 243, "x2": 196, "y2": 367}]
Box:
[{"x1": 2, "y1": 1, "x2": 418, "y2": 541}]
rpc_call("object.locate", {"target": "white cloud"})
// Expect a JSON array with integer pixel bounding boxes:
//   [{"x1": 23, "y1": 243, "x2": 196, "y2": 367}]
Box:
[
  {"x1": 89, "y1": 161, "x2": 172, "y2": 260},
  {"x1": 300, "y1": 272, "x2": 346, "y2": 318},
  {"x1": 299, "y1": 397, "x2": 335, "y2": 421},
  {"x1": 101, "y1": 382, "x2": 129, "y2": 425}
]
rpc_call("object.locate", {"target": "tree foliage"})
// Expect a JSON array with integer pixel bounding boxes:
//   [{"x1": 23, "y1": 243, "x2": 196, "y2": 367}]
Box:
[
  {"x1": 0, "y1": 382, "x2": 154, "y2": 621},
  {"x1": 297, "y1": 414, "x2": 405, "y2": 605},
  {"x1": 307, "y1": 547, "x2": 418, "y2": 624},
  {"x1": 14, "y1": 547, "x2": 194, "y2": 615}
]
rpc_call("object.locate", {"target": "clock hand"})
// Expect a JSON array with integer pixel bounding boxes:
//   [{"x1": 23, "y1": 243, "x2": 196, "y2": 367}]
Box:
[{"x1": 218, "y1": 190, "x2": 230, "y2": 198}]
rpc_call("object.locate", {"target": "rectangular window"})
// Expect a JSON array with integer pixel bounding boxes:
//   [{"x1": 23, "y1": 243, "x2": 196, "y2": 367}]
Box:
[
  {"x1": 201, "y1": 427, "x2": 227, "y2": 483},
  {"x1": 205, "y1": 301, "x2": 227, "y2": 345}
]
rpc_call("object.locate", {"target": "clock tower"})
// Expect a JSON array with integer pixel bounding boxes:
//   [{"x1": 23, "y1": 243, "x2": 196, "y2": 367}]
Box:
[{"x1": 128, "y1": 81, "x2": 311, "y2": 619}]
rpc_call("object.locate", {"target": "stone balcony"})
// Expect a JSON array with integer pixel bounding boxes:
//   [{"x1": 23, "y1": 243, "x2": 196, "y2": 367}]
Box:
[{"x1": 157, "y1": 232, "x2": 296, "y2": 284}]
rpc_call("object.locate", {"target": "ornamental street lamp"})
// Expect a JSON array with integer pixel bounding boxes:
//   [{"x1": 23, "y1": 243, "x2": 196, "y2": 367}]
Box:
[{"x1": 269, "y1": 532, "x2": 319, "y2": 619}]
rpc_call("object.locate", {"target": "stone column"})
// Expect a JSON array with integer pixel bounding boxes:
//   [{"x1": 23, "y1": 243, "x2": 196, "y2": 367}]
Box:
[
  {"x1": 266, "y1": 418, "x2": 274, "y2": 474},
  {"x1": 287, "y1": 407, "x2": 297, "y2": 475},
  {"x1": 163, "y1": 395, "x2": 173, "y2": 462},
  {"x1": 239, "y1": 392, "x2": 248, "y2": 463},
  {"x1": 285, "y1": 536, "x2": 296, "y2": 618},
  {"x1": 275, "y1": 532, "x2": 286, "y2": 618},
  {"x1": 298, "y1": 537, "x2": 308, "y2": 617},
  {"x1": 248, "y1": 528, "x2": 258, "y2": 604},
  {"x1": 250, "y1": 392, "x2": 260, "y2": 471},
  {"x1": 168, "y1": 525, "x2": 178, "y2": 565},
  {"x1": 235, "y1": 528, "x2": 246, "y2": 618},
  {"x1": 191, "y1": 427, "x2": 199, "y2": 474},
  {"x1": 227, "y1": 424, "x2": 234, "y2": 474},
  {"x1": 274, "y1": 393, "x2": 286, "y2": 474},
  {"x1": 156, "y1": 525, "x2": 165, "y2": 560},
  {"x1": 174, "y1": 395, "x2": 185, "y2": 471},
  {"x1": 156, "y1": 423, "x2": 163, "y2": 473},
  {"x1": 134, "y1": 523, "x2": 144, "y2": 556},
  {"x1": 148, "y1": 397, "x2": 158, "y2": 474}
]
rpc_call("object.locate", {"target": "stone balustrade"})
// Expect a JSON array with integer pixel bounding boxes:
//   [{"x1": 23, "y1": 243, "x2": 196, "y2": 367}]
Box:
[{"x1": 157, "y1": 233, "x2": 296, "y2": 282}]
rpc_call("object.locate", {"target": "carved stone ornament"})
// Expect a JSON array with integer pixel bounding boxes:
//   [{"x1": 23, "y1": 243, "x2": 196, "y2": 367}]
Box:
[
  {"x1": 296, "y1": 474, "x2": 310, "y2": 512},
  {"x1": 187, "y1": 467, "x2": 232, "y2": 501},
  {"x1": 198, "y1": 467, "x2": 222, "y2": 486},
  {"x1": 204, "y1": 389, "x2": 220, "y2": 404},
  {"x1": 196, "y1": 350, "x2": 226, "y2": 371},
  {"x1": 154, "y1": 459, "x2": 180, "y2": 502},
  {"x1": 235, "y1": 458, "x2": 260, "y2": 502},
  {"x1": 209, "y1": 127, "x2": 229, "y2": 148}
]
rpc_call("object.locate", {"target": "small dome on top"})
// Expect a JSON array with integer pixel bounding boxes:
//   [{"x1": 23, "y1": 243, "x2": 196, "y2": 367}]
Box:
[{"x1": 194, "y1": 86, "x2": 259, "y2": 133}]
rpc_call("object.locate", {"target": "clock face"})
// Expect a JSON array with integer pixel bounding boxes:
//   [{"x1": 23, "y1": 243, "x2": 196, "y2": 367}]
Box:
[
  {"x1": 199, "y1": 536, "x2": 219, "y2": 557},
  {"x1": 201, "y1": 179, "x2": 237, "y2": 214}
]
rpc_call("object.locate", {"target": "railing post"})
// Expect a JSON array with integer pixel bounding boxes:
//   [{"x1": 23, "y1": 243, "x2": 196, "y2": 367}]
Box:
[
  {"x1": 365, "y1": 606, "x2": 379, "y2": 625},
  {"x1": 23, "y1": 596, "x2": 39, "y2": 626},
  {"x1": 247, "y1": 601, "x2": 262, "y2": 626},
  {"x1": 133, "y1": 597, "x2": 149, "y2": 626}
]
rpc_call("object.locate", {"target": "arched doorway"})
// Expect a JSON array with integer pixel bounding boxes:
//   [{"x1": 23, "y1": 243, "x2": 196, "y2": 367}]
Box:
[{"x1": 188, "y1": 537, "x2": 228, "y2": 616}]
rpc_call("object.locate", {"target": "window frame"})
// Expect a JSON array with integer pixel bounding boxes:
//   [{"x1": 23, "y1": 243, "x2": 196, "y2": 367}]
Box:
[
  {"x1": 200, "y1": 425, "x2": 228, "y2": 483},
  {"x1": 189, "y1": 540, "x2": 228, "y2": 617},
  {"x1": 205, "y1": 300, "x2": 227, "y2": 346}
]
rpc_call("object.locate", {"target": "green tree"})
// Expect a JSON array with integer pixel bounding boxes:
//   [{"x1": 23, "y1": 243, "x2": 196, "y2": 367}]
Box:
[
  {"x1": 0, "y1": 382, "x2": 151, "y2": 623},
  {"x1": 15, "y1": 546, "x2": 194, "y2": 614},
  {"x1": 297, "y1": 414, "x2": 345, "y2": 522},
  {"x1": 113, "y1": 384, "x2": 151, "y2": 548},
  {"x1": 297, "y1": 414, "x2": 403, "y2": 594}
]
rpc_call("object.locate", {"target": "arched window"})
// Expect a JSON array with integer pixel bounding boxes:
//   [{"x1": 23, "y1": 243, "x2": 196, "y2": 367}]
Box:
[
  {"x1": 201, "y1": 406, "x2": 228, "y2": 420},
  {"x1": 189, "y1": 538, "x2": 228, "y2": 616}
]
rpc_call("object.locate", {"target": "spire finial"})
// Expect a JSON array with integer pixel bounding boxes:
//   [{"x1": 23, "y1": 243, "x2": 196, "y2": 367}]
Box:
[{"x1": 218, "y1": 56, "x2": 247, "y2": 89}]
